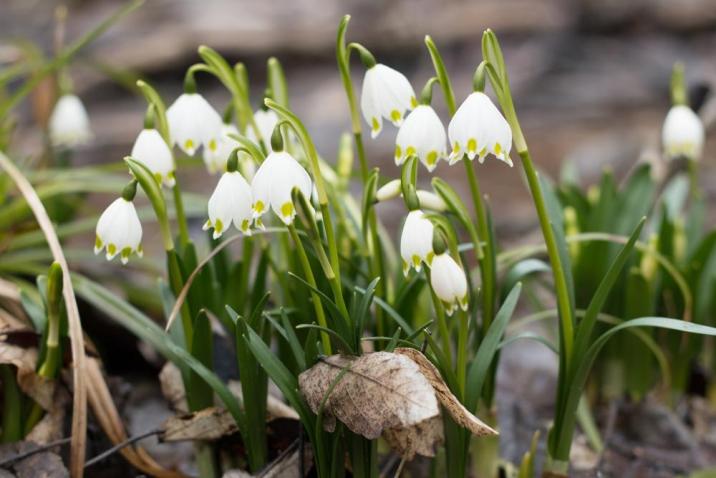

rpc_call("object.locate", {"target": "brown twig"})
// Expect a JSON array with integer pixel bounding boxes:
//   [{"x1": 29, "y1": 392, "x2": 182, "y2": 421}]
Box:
[
  {"x1": 0, "y1": 437, "x2": 72, "y2": 469},
  {"x1": 84, "y1": 429, "x2": 161, "y2": 469}
]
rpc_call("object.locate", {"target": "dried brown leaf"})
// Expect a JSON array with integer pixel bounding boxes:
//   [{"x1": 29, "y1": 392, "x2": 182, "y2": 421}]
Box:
[
  {"x1": 383, "y1": 415, "x2": 444, "y2": 460},
  {"x1": 25, "y1": 387, "x2": 68, "y2": 444},
  {"x1": 298, "y1": 352, "x2": 439, "y2": 440},
  {"x1": 394, "y1": 348, "x2": 498, "y2": 437},
  {"x1": 159, "y1": 362, "x2": 188, "y2": 413},
  {"x1": 227, "y1": 380, "x2": 299, "y2": 421},
  {"x1": 161, "y1": 407, "x2": 238, "y2": 442}
]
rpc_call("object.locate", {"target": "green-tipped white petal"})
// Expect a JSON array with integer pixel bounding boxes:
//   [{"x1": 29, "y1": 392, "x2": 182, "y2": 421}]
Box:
[
  {"x1": 95, "y1": 198, "x2": 142, "y2": 265},
  {"x1": 395, "y1": 105, "x2": 446, "y2": 172},
  {"x1": 448, "y1": 92, "x2": 512, "y2": 167},
  {"x1": 400, "y1": 210, "x2": 435, "y2": 276},
  {"x1": 662, "y1": 105, "x2": 704, "y2": 161},
  {"x1": 361, "y1": 64, "x2": 416, "y2": 139},
  {"x1": 131, "y1": 129, "x2": 176, "y2": 187},
  {"x1": 203, "y1": 171, "x2": 253, "y2": 239},
  {"x1": 166, "y1": 93, "x2": 222, "y2": 156},
  {"x1": 429, "y1": 252, "x2": 468, "y2": 315},
  {"x1": 251, "y1": 151, "x2": 312, "y2": 225},
  {"x1": 48, "y1": 94, "x2": 92, "y2": 148}
]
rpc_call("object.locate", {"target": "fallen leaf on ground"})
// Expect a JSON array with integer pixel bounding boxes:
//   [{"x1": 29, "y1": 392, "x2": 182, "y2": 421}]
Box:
[
  {"x1": 161, "y1": 407, "x2": 238, "y2": 442},
  {"x1": 298, "y1": 352, "x2": 439, "y2": 439}
]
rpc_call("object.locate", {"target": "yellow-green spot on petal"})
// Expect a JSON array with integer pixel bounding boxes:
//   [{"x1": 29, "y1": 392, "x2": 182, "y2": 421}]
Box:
[
  {"x1": 452, "y1": 141, "x2": 461, "y2": 154},
  {"x1": 426, "y1": 251, "x2": 435, "y2": 265},
  {"x1": 107, "y1": 244, "x2": 117, "y2": 256},
  {"x1": 467, "y1": 138, "x2": 477, "y2": 153},
  {"x1": 184, "y1": 139, "x2": 194, "y2": 152},
  {"x1": 412, "y1": 254, "x2": 421, "y2": 267},
  {"x1": 137, "y1": 244, "x2": 143, "y2": 256},
  {"x1": 426, "y1": 151, "x2": 438, "y2": 166},
  {"x1": 214, "y1": 219, "x2": 224, "y2": 234},
  {"x1": 494, "y1": 143, "x2": 502, "y2": 155},
  {"x1": 402, "y1": 260, "x2": 410, "y2": 276},
  {"x1": 281, "y1": 202, "x2": 294, "y2": 219},
  {"x1": 406, "y1": 146, "x2": 416, "y2": 157},
  {"x1": 395, "y1": 145, "x2": 402, "y2": 159},
  {"x1": 94, "y1": 236, "x2": 103, "y2": 250},
  {"x1": 390, "y1": 110, "x2": 402, "y2": 123},
  {"x1": 208, "y1": 139, "x2": 217, "y2": 152},
  {"x1": 154, "y1": 172, "x2": 162, "y2": 184},
  {"x1": 120, "y1": 247, "x2": 132, "y2": 259},
  {"x1": 479, "y1": 146, "x2": 488, "y2": 157},
  {"x1": 371, "y1": 117, "x2": 380, "y2": 132},
  {"x1": 254, "y1": 200, "x2": 265, "y2": 214},
  {"x1": 241, "y1": 219, "x2": 250, "y2": 232},
  {"x1": 410, "y1": 96, "x2": 418, "y2": 109}
]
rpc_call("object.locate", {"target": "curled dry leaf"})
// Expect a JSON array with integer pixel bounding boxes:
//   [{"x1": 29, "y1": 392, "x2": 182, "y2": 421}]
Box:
[
  {"x1": 159, "y1": 362, "x2": 189, "y2": 413},
  {"x1": 298, "y1": 352, "x2": 439, "y2": 440},
  {"x1": 298, "y1": 349, "x2": 497, "y2": 459},
  {"x1": 161, "y1": 407, "x2": 238, "y2": 442},
  {"x1": 394, "y1": 348, "x2": 497, "y2": 437}
]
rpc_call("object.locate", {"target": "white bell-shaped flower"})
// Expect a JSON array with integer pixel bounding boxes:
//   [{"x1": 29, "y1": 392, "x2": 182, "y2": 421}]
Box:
[
  {"x1": 400, "y1": 210, "x2": 435, "y2": 275},
  {"x1": 203, "y1": 123, "x2": 240, "y2": 174},
  {"x1": 361, "y1": 64, "x2": 417, "y2": 138},
  {"x1": 251, "y1": 150, "x2": 312, "y2": 226},
  {"x1": 48, "y1": 94, "x2": 92, "y2": 148},
  {"x1": 130, "y1": 129, "x2": 175, "y2": 187},
  {"x1": 203, "y1": 152, "x2": 253, "y2": 239},
  {"x1": 166, "y1": 93, "x2": 222, "y2": 156},
  {"x1": 448, "y1": 91, "x2": 513, "y2": 166},
  {"x1": 662, "y1": 104, "x2": 704, "y2": 161},
  {"x1": 395, "y1": 105, "x2": 447, "y2": 172},
  {"x1": 94, "y1": 188, "x2": 143, "y2": 265},
  {"x1": 247, "y1": 109, "x2": 279, "y2": 151},
  {"x1": 430, "y1": 252, "x2": 468, "y2": 315}
]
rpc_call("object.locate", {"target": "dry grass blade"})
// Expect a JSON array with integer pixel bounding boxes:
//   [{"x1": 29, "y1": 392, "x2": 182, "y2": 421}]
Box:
[
  {"x1": 85, "y1": 357, "x2": 188, "y2": 478},
  {"x1": 0, "y1": 151, "x2": 87, "y2": 477}
]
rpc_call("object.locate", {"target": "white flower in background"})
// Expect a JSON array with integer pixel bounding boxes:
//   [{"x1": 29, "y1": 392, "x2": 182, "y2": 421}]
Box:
[
  {"x1": 416, "y1": 190, "x2": 447, "y2": 211},
  {"x1": 251, "y1": 151, "x2": 312, "y2": 225},
  {"x1": 400, "y1": 210, "x2": 435, "y2": 275},
  {"x1": 376, "y1": 179, "x2": 401, "y2": 202},
  {"x1": 395, "y1": 105, "x2": 447, "y2": 172},
  {"x1": 430, "y1": 252, "x2": 468, "y2": 315},
  {"x1": 94, "y1": 196, "x2": 143, "y2": 265},
  {"x1": 203, "y1": 169, "x2": 253, "y2": 239},
  {"x1": 361, "y1": 64, "x2": 417, "y2": 138},
  {"x1": 203, "y1": 123, "x2": 240, "y2": 174},
  {"x1": 448, "y1": 91, "x2": 512, "y2": 166},
  {"x1": 662, "y1": 104, "x2": 704, "y2": 161},
  {"x1": 166, "y1": 93, "x2": 222, "y2": 156},
  {"x1": 130, "y1": 129, "x2": 175, "y2": 187},
  {"x1": 247, "y1": 109, "x2": 279, "y2": 151},
  {"x1": 48, "y1": 94, "x2": 92, "y2": 148}
]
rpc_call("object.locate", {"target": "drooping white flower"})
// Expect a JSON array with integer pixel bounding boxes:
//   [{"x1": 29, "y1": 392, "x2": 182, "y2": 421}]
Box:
[
  {"x1": 203, "y1": 170, "x2": 253, "y2": 239},
  {"x1": 251, "y1": 151, "x2": 312, "y2": 225},
  {"x1": 662, "y1": 104, "x2": 704, "y2": 161},
  {"x1": 130, "y1": 129, "x2": 175, "y2": 187},
  {"x1": 416, "y1": 190, "x2": 447, "y2": 211},
  {"x1": 376, "y1": 179, "x2": 402, "y2": 202},
  {"x1": 48, "y1": 94, "x2": 92, "y2": 148},
  {"x1": 395, "y1": 105, "x2": 447, "y2": 172},
  {"x1": 247, "y1": 109, "x2": 279, "y2": 151},
  {"x1": 430, "y1": 252, "x2": 468, "y2": 315},
  {"x1": 166, "y1": 93, "x2": 222, "y2": 156},
  {"x1": 400, "y1": 210, "x2": 435, "y2": 275},
  {"x1": 448, "y1": 91, "x2": 512, "y2": 166},
  {"x1": 361, "y1": 64, "x2": 417, "y2": 138},
  {"x1": 203, "y1": 123, "x2": 239, "y2": 174},
  {"x1": 94, "y1": 197, "x2": 143, "y2": 265}
]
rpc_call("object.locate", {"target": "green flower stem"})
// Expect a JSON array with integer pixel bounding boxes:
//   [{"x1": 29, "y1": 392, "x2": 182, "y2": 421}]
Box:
[
  {"x1": 337, "y1": 16, "x2": 388, "y2": 337},
  {"x1": 288, "y1": 223, "x2": 332, "y2": 355},
  {"x1": 425, "y1": 269, "x2": 452, "y2": 369},
  {"x1": 1, "y1": 365, "x2": 22, "y2": 443},
  {"x1": 172, "y1": 182, "x2": 190, "y2": 247},
  {"x1": 125, "y1": 158, "x2": 174, "y2": 251},
  {"x1": 457, "y1": 311, "x2": 469, "y2": 399},
  {"x1": 266, "y1": 101, "x2": 347, "y2": 316},
  {"x1": 425, "y1": 35, "x2": 496, "y2": 331},
  {"x1": 482, "y1": 30, "x2": 575, "y2": 362}
]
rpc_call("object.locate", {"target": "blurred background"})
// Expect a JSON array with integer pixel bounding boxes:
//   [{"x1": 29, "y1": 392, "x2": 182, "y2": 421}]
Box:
[{"x1": 3, "y1": 0, "x2": 716, "y2": 238}]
